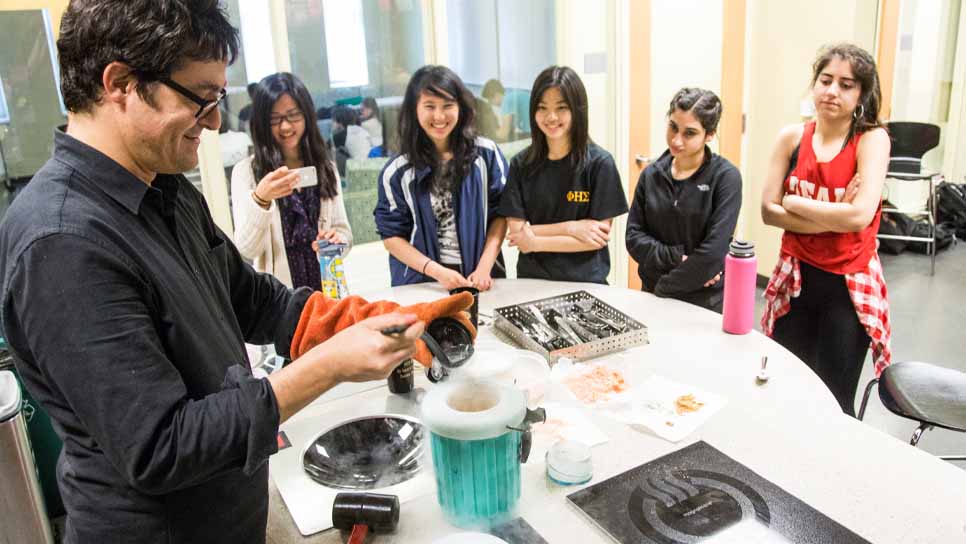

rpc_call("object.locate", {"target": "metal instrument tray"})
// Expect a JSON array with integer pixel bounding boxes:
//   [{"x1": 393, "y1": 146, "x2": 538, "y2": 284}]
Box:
[{"x1": 493, "y1": 290, "x2": 648, "y2": 365}]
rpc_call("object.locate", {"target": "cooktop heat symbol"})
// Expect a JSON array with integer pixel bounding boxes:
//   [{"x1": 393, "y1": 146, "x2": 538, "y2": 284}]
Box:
[{"x1": 627, "y1": 469, "x2": 770, "y2": 543}]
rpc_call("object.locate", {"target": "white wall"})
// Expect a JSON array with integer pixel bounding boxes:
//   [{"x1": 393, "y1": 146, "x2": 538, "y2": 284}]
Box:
[
  {"x1": 741, "y1": 0, "x2": 878, "y2": 276},
  {"x1": 554, "y1": 0, "x2": 622, "y2": 284},
  {"x1": 942, "y1": 2, "x2": 966, "y2": 183},
  {"x1": 555, "y1": 0, "x2": 616, "y2": 154},
  {"x1": 649, "y1": 0, "x2": 723, "y2": 159}
]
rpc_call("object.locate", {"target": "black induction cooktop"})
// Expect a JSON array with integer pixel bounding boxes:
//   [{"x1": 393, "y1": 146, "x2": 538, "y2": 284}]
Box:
[{"x1": 568, "y1": 441, "x2": 870, "y2": 544}]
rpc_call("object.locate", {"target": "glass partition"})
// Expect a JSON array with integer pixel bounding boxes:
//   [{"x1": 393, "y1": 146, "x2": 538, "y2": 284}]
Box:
[{"x1": 0, "y1": 9, "x2": 69, "y2": 211}]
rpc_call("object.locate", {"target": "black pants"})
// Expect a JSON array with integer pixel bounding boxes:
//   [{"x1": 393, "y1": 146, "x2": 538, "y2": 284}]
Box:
[{"x1": 771, "y1": 261, "x2": 871, "y2": 417}]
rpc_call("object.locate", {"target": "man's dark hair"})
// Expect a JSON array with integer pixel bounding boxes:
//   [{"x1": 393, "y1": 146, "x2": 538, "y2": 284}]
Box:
[{"x1": 58, "y1": 0, "x2": 239, "y2": 113}]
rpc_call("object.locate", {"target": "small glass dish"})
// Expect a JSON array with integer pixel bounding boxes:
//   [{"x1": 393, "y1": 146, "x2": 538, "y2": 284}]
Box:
[{"x1": 545, "y1": 439, "x2": 592, "y2": 485}]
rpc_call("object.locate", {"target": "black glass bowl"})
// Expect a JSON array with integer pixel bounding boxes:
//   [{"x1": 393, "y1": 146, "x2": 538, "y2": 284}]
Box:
[{"x1": 302, "y1": 415, "x2": 426, "y2": 490}]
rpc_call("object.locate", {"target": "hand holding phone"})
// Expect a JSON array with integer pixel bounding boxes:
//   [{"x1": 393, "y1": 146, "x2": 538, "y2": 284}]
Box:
[{"x1": 293, "y1": 166, "x2": 318, "y2": 189}]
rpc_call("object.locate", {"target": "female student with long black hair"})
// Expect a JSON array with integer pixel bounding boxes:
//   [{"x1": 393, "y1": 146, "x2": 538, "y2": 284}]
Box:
[
  {"x1": 374, "y1": 65, "x2": 508, "y2": 290},
  {"x1": 231, "y1": 72, "x2": 351, "y2": 289},
  {"x1": 625, "y1": 88, "x2": 742, "y2": 311},
  {"x1": 499, "y1": 66, "x2": 628, "y2": 284},
  {"x1": 760, "y1": 43, "x2": 892, "y2": 416}
]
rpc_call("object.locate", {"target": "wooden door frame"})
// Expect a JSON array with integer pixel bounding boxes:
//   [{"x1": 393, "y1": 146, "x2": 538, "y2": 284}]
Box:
[{"x1": 625, "y1": 0, "x2": 746, "y2": 289}]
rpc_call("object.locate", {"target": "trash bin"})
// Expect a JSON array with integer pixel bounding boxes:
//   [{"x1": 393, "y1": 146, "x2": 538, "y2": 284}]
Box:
[
  {"x1": 0, "y1": 369, "x2": 55, "y2": 543},
  {"x1": 0, "y1": 346, "x2": 65, "y2": 518}
]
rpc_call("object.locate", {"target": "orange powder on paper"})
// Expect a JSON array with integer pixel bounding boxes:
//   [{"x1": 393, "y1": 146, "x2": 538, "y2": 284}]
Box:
[{"x1": 564, "y1": 365, "x2": 627, "y2": 403}]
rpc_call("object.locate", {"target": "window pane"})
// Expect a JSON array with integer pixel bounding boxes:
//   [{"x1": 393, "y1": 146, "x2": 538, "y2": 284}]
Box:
[
  {"x1": 323, "y1": 0, "x2": 370, "y2": 88},
  {"x1": 447, "y1": 0, "x2": 556, "y2": 141},
  {"x1": 0, "y1": 10, "x2": 67, "y2": 185}
]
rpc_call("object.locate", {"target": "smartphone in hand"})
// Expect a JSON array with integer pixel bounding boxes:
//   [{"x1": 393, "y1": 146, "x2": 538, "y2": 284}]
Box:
[{"x1": 293, "y1": 166, "x2": 317, "y2": 188}]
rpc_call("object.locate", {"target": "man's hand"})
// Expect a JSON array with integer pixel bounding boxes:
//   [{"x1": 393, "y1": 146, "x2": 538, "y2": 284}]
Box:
[
  {"x1": 507, "y1": 221, "x2": 538, "y2": 253},
  {"x1": 427, "y1": 261, "x2": 473, "y2": 290},
  {"x1": 566, "y1": 219, "x2": 610, "y2": 248},
  {"x1": 311, "y1": 313, "x2": 423, "y2": 383},
  {"x1": 704, "y1": 273, "x2": 722, "y2": 287}
]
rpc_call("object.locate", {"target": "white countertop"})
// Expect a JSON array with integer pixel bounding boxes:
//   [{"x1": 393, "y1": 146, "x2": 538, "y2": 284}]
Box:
[{"x1": 267, "y1": 279, "x2": 966, "y2": 543}]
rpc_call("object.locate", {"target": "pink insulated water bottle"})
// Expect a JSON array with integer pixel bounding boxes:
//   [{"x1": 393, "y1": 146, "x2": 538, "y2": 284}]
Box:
[{"x1": 722, "y1": 240, "x2": 757, "y2": 334}]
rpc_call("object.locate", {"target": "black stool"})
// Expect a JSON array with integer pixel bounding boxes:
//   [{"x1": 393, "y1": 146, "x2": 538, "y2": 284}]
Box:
[{"x1": 858, "y1": 361, "x2": 966, "y2": 461}]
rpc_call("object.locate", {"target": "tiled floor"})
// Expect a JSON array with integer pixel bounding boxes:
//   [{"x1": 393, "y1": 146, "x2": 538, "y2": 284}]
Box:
[{"x1": 350, "y1": 239, "x2": 966, "y2": 468}]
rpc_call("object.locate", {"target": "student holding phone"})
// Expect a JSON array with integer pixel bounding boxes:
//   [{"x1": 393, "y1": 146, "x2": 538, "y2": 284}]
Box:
[{"x1": 232, "y1": 72, "x2": 352, "y2": 289}]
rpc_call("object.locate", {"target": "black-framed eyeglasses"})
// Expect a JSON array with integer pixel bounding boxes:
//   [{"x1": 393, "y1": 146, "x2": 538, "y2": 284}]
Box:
[
  {"x1": 158, "y1": 77, "x2": 226, "y2": 119},
  {"x1": 270, "y1": 111, "x2": 305, "y2": 127}
]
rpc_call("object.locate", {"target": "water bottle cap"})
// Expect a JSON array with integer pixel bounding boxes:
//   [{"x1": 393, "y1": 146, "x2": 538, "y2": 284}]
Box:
[{"x1": 729, "y1": 240, "x2": 755, "y2": 257}]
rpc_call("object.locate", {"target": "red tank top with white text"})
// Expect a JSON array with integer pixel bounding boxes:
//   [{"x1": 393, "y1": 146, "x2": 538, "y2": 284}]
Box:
[{"x1": 780, "y1": 121, "x2": 881, "y2": 274}]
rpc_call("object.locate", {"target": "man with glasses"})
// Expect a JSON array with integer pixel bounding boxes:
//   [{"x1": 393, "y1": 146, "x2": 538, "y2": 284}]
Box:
[{"x1": 0, "y1": 2, "x2": 423, "y2": 542}]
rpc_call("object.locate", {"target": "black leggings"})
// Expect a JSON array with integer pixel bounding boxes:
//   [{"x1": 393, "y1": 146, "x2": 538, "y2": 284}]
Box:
[{"x1": 771, "y1": 261, "x2": 871, "y2": 417}]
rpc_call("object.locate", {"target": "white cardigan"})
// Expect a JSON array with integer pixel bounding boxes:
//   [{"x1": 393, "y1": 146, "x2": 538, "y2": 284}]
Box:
[{"x1": 230, "y1": 156, "x2": 352, "y2": 288}]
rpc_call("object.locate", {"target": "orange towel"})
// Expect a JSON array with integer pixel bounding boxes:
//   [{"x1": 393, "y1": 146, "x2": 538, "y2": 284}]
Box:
[{"x1": 290, "y1": 291, "x2": 477, "y2": 367}]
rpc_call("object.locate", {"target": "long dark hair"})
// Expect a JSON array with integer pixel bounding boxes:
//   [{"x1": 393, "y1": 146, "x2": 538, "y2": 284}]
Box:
[
  {"x1": 398, "y1": 65, "x2": 477, "y2": 182},
  {"x1": 811, "y1": 43, "x2": 883, "y2": 138},
  {"x1": 521, "y1": 66, "x2": 590, "y2": 178},
  {"x1": 249, "y1": 73, "x2": 338, "y2": 200}
]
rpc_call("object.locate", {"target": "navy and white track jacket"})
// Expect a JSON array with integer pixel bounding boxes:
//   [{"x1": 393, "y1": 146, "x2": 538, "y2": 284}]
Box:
[{"x1": 374, "y1": 137, "x2": 508, "y2": 286}]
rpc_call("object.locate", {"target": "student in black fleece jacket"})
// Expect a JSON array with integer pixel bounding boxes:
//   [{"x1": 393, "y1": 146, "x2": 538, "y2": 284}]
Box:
[{"x1": 626, "y1": 88, "x2": 742, "y2": 312}]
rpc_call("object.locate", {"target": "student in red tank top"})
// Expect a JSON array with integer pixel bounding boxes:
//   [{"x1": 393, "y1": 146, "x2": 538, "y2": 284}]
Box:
[{"x1": 760, "y1": 43, "x2": 892, "y2": 417}]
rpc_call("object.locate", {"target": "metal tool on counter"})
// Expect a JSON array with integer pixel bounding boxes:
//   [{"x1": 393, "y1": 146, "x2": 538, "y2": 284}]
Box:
[
  {"x1": 526, "y1": 304, "x2": 563, "y2": 345},
  {"x1": 331, "y1": 492, "x2": 399, "y2": 544},
  {"x1": 756, "y1": 356, "x2": 769, "y2": 385},
  {"x1": 505, "y1": 310, "x2": 559, "y2": 351},
  {"x1": 574, "y1": 299, "x2": 627, "y2": 334},
  {"x1": 543, "y1": 308, "x2": 582, "y2": 346}
]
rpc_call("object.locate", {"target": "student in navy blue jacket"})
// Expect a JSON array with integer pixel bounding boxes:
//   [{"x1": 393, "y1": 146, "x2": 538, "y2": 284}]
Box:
[
  {"x1": 375, "y1": 65, "x2": 508, "y2": 290},
  {"x1": 626, "y1": 88, "x2": 742, "y2": 312}
]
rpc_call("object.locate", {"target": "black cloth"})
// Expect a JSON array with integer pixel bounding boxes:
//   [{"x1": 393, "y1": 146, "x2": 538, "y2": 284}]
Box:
[
  {"x1": 499, "y1": 143, "x2": 628, "y2": 284},
  {"x1": 0, "y1": 130, "x2": 311, "y2": 543},
  {"x1": 770, "y1": 261, "x2": 871, "y2": 416},
  {"x1": 625, "y1": 147, "x2": 742, "y2": 311}
]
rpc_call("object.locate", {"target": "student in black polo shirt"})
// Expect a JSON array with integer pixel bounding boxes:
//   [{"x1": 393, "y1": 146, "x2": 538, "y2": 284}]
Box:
[
  {"x1": 499, "y1": 66, "x2": 628, "y2": 284},
  {"x1": 625, "y1": 88, "x2": 742, "y2": 312}
]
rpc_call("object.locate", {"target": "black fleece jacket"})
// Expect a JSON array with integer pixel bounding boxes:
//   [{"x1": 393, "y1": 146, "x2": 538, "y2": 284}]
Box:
[{"x1": 625, "y1": 147, "x2": 742, "y2": 311}]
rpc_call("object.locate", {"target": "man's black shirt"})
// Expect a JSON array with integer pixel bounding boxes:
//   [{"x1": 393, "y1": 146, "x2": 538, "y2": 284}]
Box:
[
  {"x1": 0, "y1": 131, "x2": 310, "y2": 543},
  {"x1": 499, "y1": 143, "x2": 628, "y2": 284}
]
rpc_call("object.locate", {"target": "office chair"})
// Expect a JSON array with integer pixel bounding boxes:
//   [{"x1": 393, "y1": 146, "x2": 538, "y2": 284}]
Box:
[
  {"x1": 877, "y1": 122, "x2": 942, "y2": 274},
  {"x1": 858, "y1": 361, "x2": 966, "y2": 461}
]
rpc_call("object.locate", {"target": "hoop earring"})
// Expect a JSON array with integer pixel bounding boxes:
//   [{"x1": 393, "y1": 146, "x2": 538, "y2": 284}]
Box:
[{"x1": 853, "y1": 104, "x2": 865, "y2": 121}]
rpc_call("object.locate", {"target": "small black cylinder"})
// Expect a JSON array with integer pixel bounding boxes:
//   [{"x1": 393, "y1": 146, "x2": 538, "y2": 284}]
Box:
[
  {"x1": 386, "y1": 359, "x2": 414, "y2": 394},
  {"x1": 331, "y1": 492, "x2": 400, "y2": 533},
  {"x1": 449, "y1": 286, "x2": 479, "y2": 328}
]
